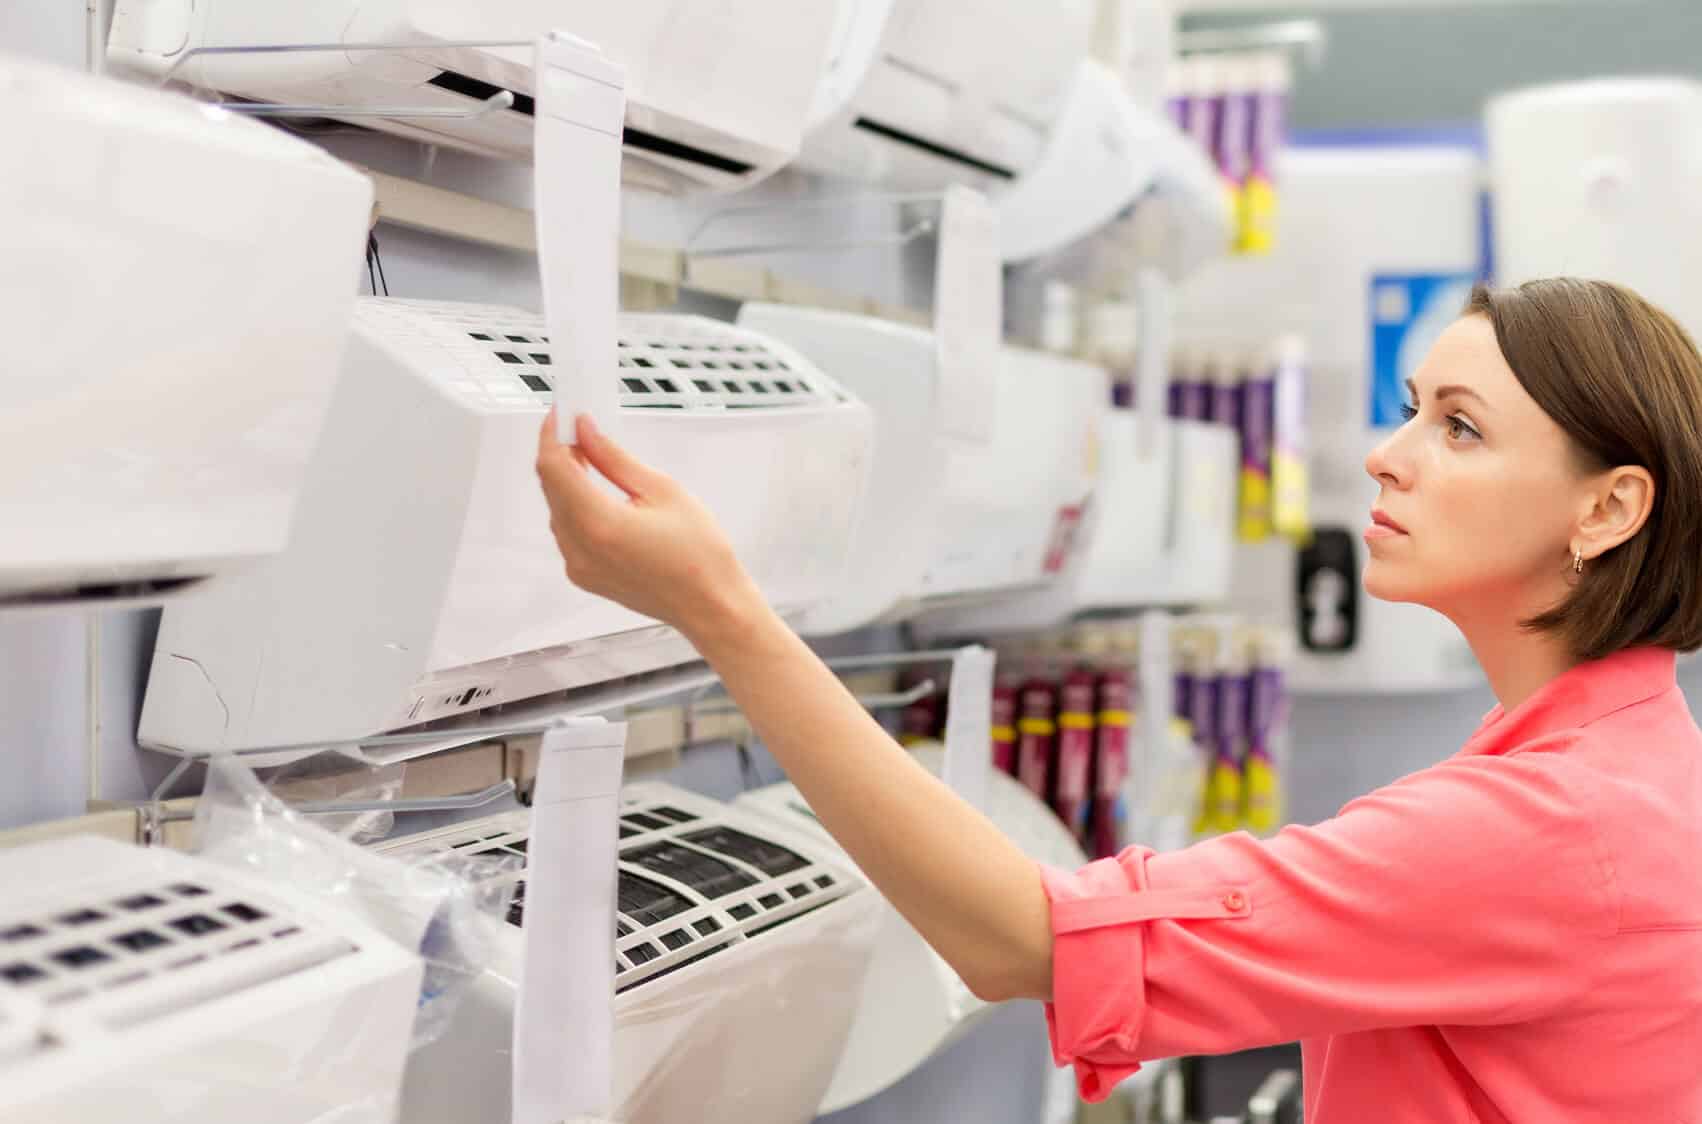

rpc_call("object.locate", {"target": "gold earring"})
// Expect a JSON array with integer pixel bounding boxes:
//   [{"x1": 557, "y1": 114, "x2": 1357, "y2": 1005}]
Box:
[{"x1": 1573, "y1": 549, "x2": 1584, "y2": 575}]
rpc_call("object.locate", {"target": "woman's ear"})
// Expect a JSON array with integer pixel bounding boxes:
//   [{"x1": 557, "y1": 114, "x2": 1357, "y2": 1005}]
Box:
[{"x1": 1576, "y1": 465, "x2": 1655, "y2": 562}]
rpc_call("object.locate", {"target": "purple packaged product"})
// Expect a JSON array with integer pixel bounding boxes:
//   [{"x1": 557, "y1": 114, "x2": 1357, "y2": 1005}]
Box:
[
  {"x1": 1215, "y1": 670, "x2": 1250, "y2": 766},
  {"x1": 1242, "y1": 56, "x2": 1289, "y2": 255},
  {"x1": 1239, "y1": 363, "x2": 1276, "y2": 540},
  {"x1": 1188, "y1": 670, "x2": 1218, "y2": 754},
  {"x1": 1183, "y1": 75, "x2": 1219, "y2": 157},
  {"x1": 1172, "y1": 666, "x2": 1195, "y2": 732},
  {"x1": 1208, "y1": 370, "x2": 1242, "y2": 430},
  {"x1": 1167, "y1": 378, "x2": 1185, "y2": 419},
  {"x1": 1212, "y1": 81, "x2": 1254, "y2": 190},
  {"x1": 1176, "y1": 377, "x2": 1212, "y2": 421},
  {"x1": 1247, "y1": 664, "x2": 1283, "y2": 758}
]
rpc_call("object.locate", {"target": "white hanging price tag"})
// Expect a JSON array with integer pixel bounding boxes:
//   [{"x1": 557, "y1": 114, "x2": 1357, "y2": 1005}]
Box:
[
  {"x1": 534, "y1": 33, "x2": 627, "y2": 444},
  {"x1": 940, "y1": 645, "x2": 996, "y2": 815},
  {"x1": 511, "y1": 716, "x2": 629, "y2": 1124},
  {"x1": 933, "y1": 185, "x2": 1001, "y2": 444}
]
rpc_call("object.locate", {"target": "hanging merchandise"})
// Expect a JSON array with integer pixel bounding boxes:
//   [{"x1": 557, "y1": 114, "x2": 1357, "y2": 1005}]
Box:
[
  {"x1": 386, "y1": 784, "x2": 880, "y2": 1124},
  {"x1": 107, "y1": 0, "x2": 846, "y2": 194},
  {"x1": 0, "y1": 52, "x2": 371, "y2": 610},
  {"x1": 1053, "y1": 668, "x2": 1099, "y2": 842},
  {"x1": 1182, "y1": 145, "x2": 1484, "y2": 692},
  {"x1": 1239, "y1": 52, "x2": 1292, "y2": 255},
  {"x1": 990, "y1": 680, "x2": 1020, "y2": 776},
  {"x1": 1203, "y1": 628, "x2": 1251, "y2": 836},
  {"x1": 1487, "y1": 78, "x2": 1702, "y2": 342},
  {"x1": 1242, "y1": 627, "x2": 1291, "y2": 834}
]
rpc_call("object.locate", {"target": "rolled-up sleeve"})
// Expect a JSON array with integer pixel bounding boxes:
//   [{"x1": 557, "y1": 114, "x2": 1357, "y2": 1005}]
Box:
[{"x1": 1041, "y1": 750, "x2": 1617, "y2": 1100}]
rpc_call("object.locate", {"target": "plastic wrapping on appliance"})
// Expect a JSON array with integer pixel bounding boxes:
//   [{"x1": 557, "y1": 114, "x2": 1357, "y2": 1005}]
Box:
[
  {"x1": 192, "y1": 752, "x2": 515, "y2": 1054},
  {"x1": 398, "y1": 866, "x2": 883, "y2": 1124}
]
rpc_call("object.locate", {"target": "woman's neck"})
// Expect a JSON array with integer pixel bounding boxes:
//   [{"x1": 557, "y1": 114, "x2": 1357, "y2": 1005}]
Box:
[{"x1": 1453, "y1": 615, "x2": 1578, "y2": 713}]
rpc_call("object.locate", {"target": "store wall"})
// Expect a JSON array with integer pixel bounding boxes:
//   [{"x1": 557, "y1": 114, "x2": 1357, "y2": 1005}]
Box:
[{"x1": 1185, "y1": 0, "x2": 1702, "y2": 131}]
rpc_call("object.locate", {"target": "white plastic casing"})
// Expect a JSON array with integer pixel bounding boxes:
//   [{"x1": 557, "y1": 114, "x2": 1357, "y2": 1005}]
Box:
[
  {"x1": 915, "y1": 345, "x2": 1107, "y2": 613},
  {"x1": 105, "y1": 0, "x2": 842, "y2": 193},
  {"x1": 1487, "y1": 78, "x2": 1702, "y2": 341},
  {"x1": 0, "y1": 836, "x2": 420, "y2": 1124},
  {"x1": 380, "y1": 783, "x2": 881, "y2": 1124},
  {"x1": 0, "y1": 52, "x2": 370, "y2": 608},
  {"x1": 798, "y1": 0, "x2": 1096, "y2": 193},
  {"x1": 139, "y1": 301, "x2": 874, "y2": 754},
  {"x1": 735, "y1": 747, "x2": 1084, "y2": 1112}
]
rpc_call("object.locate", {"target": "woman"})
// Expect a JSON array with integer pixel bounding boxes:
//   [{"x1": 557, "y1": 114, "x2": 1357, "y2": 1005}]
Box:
[{"x1": 535, "y1": 278, "x2": 1702, "y2": 1122}]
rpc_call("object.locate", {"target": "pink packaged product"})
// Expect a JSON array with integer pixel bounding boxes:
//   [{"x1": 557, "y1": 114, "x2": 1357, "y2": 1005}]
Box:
[
  {"x1": 1016, "y1": 678, "x2": 1059, "y2": 805},
  {"x1": 1053, "y1": 670, "x2": 1098, "y2": 840},
  {"x1": 990, "y1": 682, "x2": 1019, "y2": 776},
  {"x1": 1089, "y1": 667, "x2": 1134, "y2": 859}
]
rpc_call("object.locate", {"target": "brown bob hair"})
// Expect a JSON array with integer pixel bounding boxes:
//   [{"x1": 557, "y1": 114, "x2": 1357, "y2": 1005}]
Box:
[{"x1": 1467, "y1": 278, "x2": 1702, "y2": 661}]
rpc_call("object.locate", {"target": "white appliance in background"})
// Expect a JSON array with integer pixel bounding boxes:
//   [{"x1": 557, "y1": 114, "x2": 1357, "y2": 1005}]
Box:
[
  {"x1": 140, "y1": 299, "x2": 874, "y2": 755},
  {"x1": 804, "y1": 0, "x2": 1135, "y2": 255},
  {"x1": 919, "y1": 414, "x2": 1239, "y2": 638},
  {"x1": 1177, "y1": 146, "x2": 1484, "y2": 692},
  {"x1": 0, "y1": 51, "x2": 369, "y2": 610},
  {"x1": 734, "y1": 305, "x2": 947, "y2": 635},
  {"x1": 105, "y1": 0, "x2": 842, "y2": 194},
  {"x1": 734, "y1": 305, "x2": 1105, "y2": 633},
  {"x1": 0, "y1": 836, "x2": 419, "y2": 1124},
  {"x1": 380, "y1": 783, "x2": 881, "y2": 1124},
  {"x1": 1487, "y1": 78, "x2": 1702, "y2": 340},
  {"x1": 911, "y1": 345, "x2": 1107, "y2": 617},
  {"x1": 995, "y1": 57, "x2": 1230, "y2": 272},
  {"x1": 736, "y1": 744, "x2": 1086, "y2": 1113}
]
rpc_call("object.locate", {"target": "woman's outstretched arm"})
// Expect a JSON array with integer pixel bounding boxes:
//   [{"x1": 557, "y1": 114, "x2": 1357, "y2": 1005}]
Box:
[{"x1": 536, "y1": 411, "x2": 1054, "y2": 1002}]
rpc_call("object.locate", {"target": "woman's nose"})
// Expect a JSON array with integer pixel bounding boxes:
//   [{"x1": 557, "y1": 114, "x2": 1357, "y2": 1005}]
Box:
[{"x1": 1365, "y1": 429, "x2": 1412, "y2": 489}]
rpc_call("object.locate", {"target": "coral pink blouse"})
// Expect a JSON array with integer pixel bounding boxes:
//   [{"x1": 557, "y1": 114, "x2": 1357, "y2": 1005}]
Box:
[{"x1": 1041, "y1": 646, "x2": 1702, "y2": 1122}]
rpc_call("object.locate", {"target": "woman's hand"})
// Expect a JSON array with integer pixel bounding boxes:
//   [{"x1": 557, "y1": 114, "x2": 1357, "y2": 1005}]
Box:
[
  {"x1": 536, "y1": 410, "x2": 1055, "y2": 1004},
  {"x1": 535, "y1": 410, "x2": 766, "y2": 644}
]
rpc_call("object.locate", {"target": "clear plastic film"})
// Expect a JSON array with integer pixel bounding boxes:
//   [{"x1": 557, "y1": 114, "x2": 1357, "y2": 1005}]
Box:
[
  {"x1": 192, "y1": 751, "x2": 516, "y2": 1054},
  {"x1": 397, "y1": 803, "x2": 882, "y2": 1124}
]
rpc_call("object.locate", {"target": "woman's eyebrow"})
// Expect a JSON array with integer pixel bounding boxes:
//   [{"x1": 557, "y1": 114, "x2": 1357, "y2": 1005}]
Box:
[{"x1": 1406, "y1": 379, "x2": 1490, "y2": 410}]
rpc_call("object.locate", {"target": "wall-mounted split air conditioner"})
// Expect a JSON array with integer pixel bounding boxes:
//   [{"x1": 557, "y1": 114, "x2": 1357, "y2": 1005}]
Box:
[
  {"x1": 799, "y1": 0, "x2": 1096, "y2": 197},
  {"x1": 0, "y1": 836, "x2": 420, "y2": 1124},
  {"x1": 106, "y1": 0, "x2": 843, "y2": 193},
  {"x1": 380, "y1": 783, "x2": 881, "y2": 1124},
  {"x1": 140, "y1": 299, "x2": 873, "y2": 755},
  {"x1": 733, "y1": 304, "x2": 1106, "y2": 633},
  {"x1": 735, "y1": 745, "x2": 1085, "y2": 1113},
  {"x1": 0, "y1": 51, "x2": 370, "y2": 610}
]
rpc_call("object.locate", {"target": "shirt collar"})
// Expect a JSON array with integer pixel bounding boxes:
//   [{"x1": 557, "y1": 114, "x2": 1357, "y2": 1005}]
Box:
[{"x1": 1458, "y1": 646, "x2": 1677, "y2": 758}]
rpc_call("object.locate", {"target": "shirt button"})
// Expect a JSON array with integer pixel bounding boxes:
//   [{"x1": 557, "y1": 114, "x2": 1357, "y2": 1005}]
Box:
[{"x1": 1223, "y1": 891, "x2": 1246, "y2": 912}]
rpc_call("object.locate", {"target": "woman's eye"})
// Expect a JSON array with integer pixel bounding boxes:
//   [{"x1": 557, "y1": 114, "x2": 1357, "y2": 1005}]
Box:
[
  {"x1": 1399, "y1": 403, "x2": 1418, "y2": 422},
  {"x1": 1446, "y1": 415, "x2": 1481, "y2": 441}
]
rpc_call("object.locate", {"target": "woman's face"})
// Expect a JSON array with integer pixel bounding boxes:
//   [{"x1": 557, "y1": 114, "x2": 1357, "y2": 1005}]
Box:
[{"x1": 1362, "y1": 315, "x2": 1584, "y2": 619}]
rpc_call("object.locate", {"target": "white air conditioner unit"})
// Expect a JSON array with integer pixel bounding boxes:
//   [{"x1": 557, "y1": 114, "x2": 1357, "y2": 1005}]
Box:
[
  {"x1": 800, "y1": 0, "x2": 1096, "y2": 193},
  {"x1": 140, "y1": 299, "x2": 874, "y2": 756},
  {"x1": 802, "y1": 1, "x2": 1190, "y2": 260},
  {"x1": 106, "y1": 0, "x2": 842, "y2": 194},
  {"x1": 732, "y1": 308, "x2": 1105, "y2": 632},
  {"x1": 919, "y1": 345, "x2": 1107, "y2": 611},
  {"x1": 736, "y1": 744, "x2": 1085, "y2": 1112},
  {"x1": 0, "y1": 836, "x2": 420, "y2": 1124},
  {"x1": 0, "y1": 51, "x2": 370, "y2": 610},
  {"x1": 380, "y1": 783, "x2": 881, "y2": 1124}
]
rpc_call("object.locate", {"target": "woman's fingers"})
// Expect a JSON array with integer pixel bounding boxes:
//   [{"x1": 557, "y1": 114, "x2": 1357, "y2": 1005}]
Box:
[
  {"x1": 535, "y1": 409, "x2": 622, "y2": 535},
  {"x1": 574, "y1": 414, "x2": 672, "y2": 501}
]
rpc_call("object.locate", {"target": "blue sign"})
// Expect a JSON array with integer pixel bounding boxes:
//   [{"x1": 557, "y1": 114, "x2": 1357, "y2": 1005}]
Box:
[{"x1": 1369, "y1": 273, "x2": 1477, "y2": 428}]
